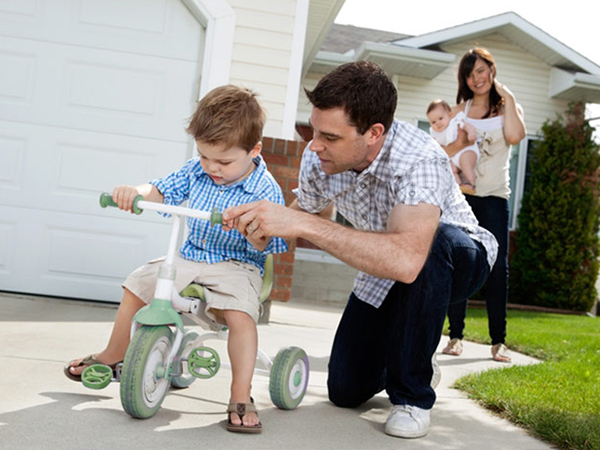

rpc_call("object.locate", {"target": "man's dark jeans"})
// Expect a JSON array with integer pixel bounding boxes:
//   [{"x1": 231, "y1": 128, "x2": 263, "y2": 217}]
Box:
[
  {"x1": 327, "y1": 223, "x2": 490, "y2": 410},
  {"x1": 447, "y1": 195, "x2": 509, "y2": 345}
]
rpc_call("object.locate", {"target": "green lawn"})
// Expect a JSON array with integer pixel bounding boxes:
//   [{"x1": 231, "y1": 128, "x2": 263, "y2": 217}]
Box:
[{"x1": 449, "y1": 308, "x2": 600, "y2": 450}]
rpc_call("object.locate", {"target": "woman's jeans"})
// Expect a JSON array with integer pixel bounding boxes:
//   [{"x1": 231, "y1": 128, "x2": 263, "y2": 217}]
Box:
[
  {"x1": 447, "y1": 195, "x2": 509, "y2": 345},
  {"x1": 327, "y1": 223, "x2": 490, "y2": 410}
]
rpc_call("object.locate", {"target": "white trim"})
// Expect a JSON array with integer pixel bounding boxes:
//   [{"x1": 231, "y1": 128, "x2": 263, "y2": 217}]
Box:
[
  {"x1": 510, "y1": 138, "x2": 532, "y2": 230},
  {"x1": 549, "y1": 68, "x2": 600, "y2": 100},
  {"x1": 397, "y1": 12, "x2": 522, "y2": 48},
  {"x1": 181, "y1": 0, "x2": 235, "y2": 98},
  {"x1": 282, "y1": 0, "x2": 310, "y2": 139},
  {"x1": 311, "y1": 44, "x2": 454, "y2": 80},
  {"x1": 294, "y1": 247, "x2": 346, "y2": 265}
]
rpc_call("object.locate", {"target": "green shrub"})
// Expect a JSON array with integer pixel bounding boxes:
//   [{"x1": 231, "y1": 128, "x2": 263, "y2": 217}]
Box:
[{"x1": 510, "y1": 103, "x2": 600, "y2": 311}]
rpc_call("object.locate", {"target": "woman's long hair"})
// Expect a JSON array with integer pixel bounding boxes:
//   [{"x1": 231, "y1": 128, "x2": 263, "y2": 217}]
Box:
[{"x1": 456, "y1": 48, "x2": 503, "y2": 118}]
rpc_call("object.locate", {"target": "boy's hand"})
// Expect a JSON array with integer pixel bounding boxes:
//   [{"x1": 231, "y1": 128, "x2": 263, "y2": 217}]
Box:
[{"x1": 111, "y1": 185, "x2": 142, "y2": 213}]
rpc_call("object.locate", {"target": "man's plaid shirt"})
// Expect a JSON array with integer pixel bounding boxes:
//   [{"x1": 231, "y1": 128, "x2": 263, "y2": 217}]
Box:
[{"x1": 295, "y1": 119, "x2": 498, "y2": 308}]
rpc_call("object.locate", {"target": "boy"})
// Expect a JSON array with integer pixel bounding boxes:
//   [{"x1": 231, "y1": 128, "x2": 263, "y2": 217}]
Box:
[
  {"x1": 426, "y1": 99, "x2": 480, "y2": 195},
  {"x1": 64, "y1": 85, "x2": 288, "y2": 434}
]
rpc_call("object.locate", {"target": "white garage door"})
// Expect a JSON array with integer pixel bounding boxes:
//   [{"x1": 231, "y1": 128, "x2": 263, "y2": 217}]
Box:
[{"x1": 0, "y1": 0, "x2": 205, "y2": 302}]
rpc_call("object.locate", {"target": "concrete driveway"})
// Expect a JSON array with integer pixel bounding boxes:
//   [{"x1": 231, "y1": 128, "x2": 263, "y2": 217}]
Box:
[{"x1": 0, "y1": 293, "x2": 553, "y2": 450}]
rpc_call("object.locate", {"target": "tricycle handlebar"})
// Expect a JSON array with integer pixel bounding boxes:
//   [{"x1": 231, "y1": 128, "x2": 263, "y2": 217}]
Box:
[{"x1": 99, "y1": 192, "x2": 223, "y2": 226}]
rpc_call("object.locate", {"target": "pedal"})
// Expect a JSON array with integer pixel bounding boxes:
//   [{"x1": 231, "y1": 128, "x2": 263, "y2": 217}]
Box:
[
  {"x1": 81, "y1": 364, "x2": 114, "y2": 390},
  {"x1": 188, "y1": 346, "x2": 221, "y2": 379}
]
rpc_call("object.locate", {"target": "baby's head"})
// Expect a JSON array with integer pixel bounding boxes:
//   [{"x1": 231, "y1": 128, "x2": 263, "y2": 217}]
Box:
[
  {"x1": 186, "y1": 85, "x2": 266, "y2": 185},
  {"x1": 426, "y1": 99, "x2": 452, "y2": 133}
]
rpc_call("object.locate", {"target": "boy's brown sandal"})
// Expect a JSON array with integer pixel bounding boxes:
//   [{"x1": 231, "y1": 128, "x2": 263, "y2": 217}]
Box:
[{"x1": 226, "y1": 400, "x2": 262, "y2": 434}]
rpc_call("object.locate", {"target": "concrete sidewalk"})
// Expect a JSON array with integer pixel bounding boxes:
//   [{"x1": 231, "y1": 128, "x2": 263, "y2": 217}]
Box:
[{"x1": 0, "y1": 293, "x2": 553, "y2": 450}]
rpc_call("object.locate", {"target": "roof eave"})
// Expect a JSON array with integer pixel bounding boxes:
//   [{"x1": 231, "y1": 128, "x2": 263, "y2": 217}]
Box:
[
  {"x1": 311, "y1": 43, "x2": 455, "y2": 79},
  {"x1": 549, "y1": 68, "x2": 600, "y2": 104}
]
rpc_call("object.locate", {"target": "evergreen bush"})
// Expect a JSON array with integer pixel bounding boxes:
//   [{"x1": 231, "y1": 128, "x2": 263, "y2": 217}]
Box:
[{"x1": 510, "y1": 103, "x2": 600, "y2": 311}]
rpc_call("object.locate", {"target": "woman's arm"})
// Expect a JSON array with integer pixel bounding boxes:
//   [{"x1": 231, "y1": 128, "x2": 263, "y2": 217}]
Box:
[{"x1": 495, "y1": 80, "x2": 526, "y2": 145}]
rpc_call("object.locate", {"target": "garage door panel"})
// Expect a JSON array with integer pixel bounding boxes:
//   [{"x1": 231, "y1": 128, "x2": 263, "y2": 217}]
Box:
[
  {"x1": 66, "y1": 61, "x2": 162, "y2": 118},
  {"x1": 0, "y1": 120, "x2": 189, "y2": 217},
  {"x1": 0, "y1": 0, "x2": 37, "y2": 16},
  {"x1": 0, "y1": 207, "x2": 36, "y2": 292},
  {"x1": 0, "y1": 218, "x2": 17, "y2": 277},
  {"x1": 56, "y1": 143, "x2": 156, "y2": 197},
  {"x1": 46, "y1": 228, "x2": 144, "y2": 282},
  {"x1": 58, "y1": 50, "x2": 198, "y2": 140},
  {"x1": 0, "y1": 134, "x2": 25, "y2": 193},
  {"x1": 0, "y1": 0, "x2": 202, "y2": 61},
  {"x1": 40, "y1": 210, "x2": 172, "y2": 301},
  {"x1": 0, "y1": 205, "x2": 172, "y2": 301},
  {"x1": 0, "y1": 49, "x2": 36, "y2": 106},
  {"x1": 0, "y1": 38, "x2": 199, "y2": 141}
]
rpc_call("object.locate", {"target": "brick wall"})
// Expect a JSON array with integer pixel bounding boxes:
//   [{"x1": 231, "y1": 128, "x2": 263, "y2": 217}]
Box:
[{"x1": 261, "y1": 136, "x2": 305, "y2": 301}]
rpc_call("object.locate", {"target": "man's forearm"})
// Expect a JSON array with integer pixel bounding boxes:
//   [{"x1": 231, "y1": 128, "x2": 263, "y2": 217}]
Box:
[{"x1": 299, "y1": 214, "x2": 431, "y2": 283}]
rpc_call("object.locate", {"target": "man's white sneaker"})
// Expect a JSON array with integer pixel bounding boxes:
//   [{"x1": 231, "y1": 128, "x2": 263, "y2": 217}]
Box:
[{"x1": 384, "y1": 404, "x2": 430, "y2": 438}]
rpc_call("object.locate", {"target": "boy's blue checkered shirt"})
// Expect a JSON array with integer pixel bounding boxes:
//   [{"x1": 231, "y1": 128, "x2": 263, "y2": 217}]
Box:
[{"x1": 150, "y1": 155, "x2": 288, "y2": 274}]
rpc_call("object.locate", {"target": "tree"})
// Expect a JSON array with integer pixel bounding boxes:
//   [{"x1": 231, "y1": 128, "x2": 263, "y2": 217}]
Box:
[{"x1": 510, "y1": 103, "x2": 600, "y2": 311}]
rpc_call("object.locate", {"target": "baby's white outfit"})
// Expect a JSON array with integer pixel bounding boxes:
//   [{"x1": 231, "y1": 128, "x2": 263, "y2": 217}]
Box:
[{"x1": 430, "y1": 111, "x2": 480, "y2": 170}]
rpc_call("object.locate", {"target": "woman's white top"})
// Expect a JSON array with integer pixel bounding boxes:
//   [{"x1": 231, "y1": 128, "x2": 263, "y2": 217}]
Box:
[{"x1": 464, "y1": 100, "x2": 511, "y2": 199}]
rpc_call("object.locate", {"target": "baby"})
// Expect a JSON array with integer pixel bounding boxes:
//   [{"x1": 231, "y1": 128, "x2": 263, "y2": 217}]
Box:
[{"x1": 426, "y1": 99, "x2": 479, "y2": 194}]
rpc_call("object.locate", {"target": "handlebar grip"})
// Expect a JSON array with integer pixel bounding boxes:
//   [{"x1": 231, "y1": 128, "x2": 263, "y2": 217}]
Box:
[
  {"x1": 210, "y1": 207, "x2": 223, "y2": 226},
  {"x1": 99, "y1": 192, "x2": 144, "y2": 215}
]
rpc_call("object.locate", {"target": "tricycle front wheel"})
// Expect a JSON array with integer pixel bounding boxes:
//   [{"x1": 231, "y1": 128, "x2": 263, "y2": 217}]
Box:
[{"x1": 120, "y1": 326, "x2": 173, "y2": 419}]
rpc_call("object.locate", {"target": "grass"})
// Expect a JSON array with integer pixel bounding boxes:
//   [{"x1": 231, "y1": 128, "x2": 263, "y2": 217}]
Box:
[{"x1": 448, "y1": 308, "x2": 600, "y2": 450}]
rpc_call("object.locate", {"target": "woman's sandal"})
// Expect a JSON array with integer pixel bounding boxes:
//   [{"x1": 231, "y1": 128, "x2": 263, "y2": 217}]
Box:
[
  {"x1": 226, "y1": 400, "x2": 262, "y2": 434},
  {"x1": 491, "y1": 343, "x2": 512, "y2": 363},
  {"x1": 63, "y1": 354, "x2": 122, "y2": 382},
  {"x1": 442, "y1": 338, "x2": 463, "y2": 356}
]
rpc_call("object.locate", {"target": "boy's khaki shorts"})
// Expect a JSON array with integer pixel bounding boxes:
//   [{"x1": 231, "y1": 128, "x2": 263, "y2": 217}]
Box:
[{"x1": 122, "y1": 254, "x2": 263, "y2": 324}]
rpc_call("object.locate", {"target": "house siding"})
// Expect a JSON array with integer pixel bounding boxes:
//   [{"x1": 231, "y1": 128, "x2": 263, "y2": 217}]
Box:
[
  {"x1": 297, "y1": 72, "x2": 319, "y2": 123},
  {"x1": 228, "y1": 0, "x2": 298, "y2": 139}
]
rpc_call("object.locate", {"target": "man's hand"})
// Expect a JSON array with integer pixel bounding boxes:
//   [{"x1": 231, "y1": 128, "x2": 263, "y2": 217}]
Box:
[{"x1": 223, "y1": 200, "x2": 305, "y2": 241}]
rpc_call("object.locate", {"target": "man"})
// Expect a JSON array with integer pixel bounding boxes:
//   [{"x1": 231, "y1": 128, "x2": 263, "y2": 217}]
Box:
[{"x1": 223, "y1": 61, "x2": 497, "y2": 439}]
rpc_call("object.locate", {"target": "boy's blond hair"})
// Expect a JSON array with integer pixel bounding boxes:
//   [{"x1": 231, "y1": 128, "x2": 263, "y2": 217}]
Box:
[
  {"x1": 186, "y1": 85, "x2": 266, "y2": 152},
  {"x1": 426, "y1": 99, "x2": 452, "y2": 115}
]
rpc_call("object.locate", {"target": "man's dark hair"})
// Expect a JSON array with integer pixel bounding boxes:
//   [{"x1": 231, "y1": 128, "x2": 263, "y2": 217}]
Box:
[{"x1": 305, "y1": 61, "x2": 397, "y2": 134}]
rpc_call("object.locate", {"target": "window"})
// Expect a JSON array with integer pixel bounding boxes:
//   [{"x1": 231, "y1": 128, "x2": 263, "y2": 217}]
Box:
[
  {"x1": 417, "y1": 120, "x2": 430, "y2": 133},
  {"x1": 509, "y1": 137, "x2": 539, "y2": 230}
]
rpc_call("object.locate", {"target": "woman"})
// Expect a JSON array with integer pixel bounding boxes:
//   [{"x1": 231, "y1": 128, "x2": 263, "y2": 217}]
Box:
[{"x1": 442, "y1": 48, "x2": 526, "y2": 362}]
